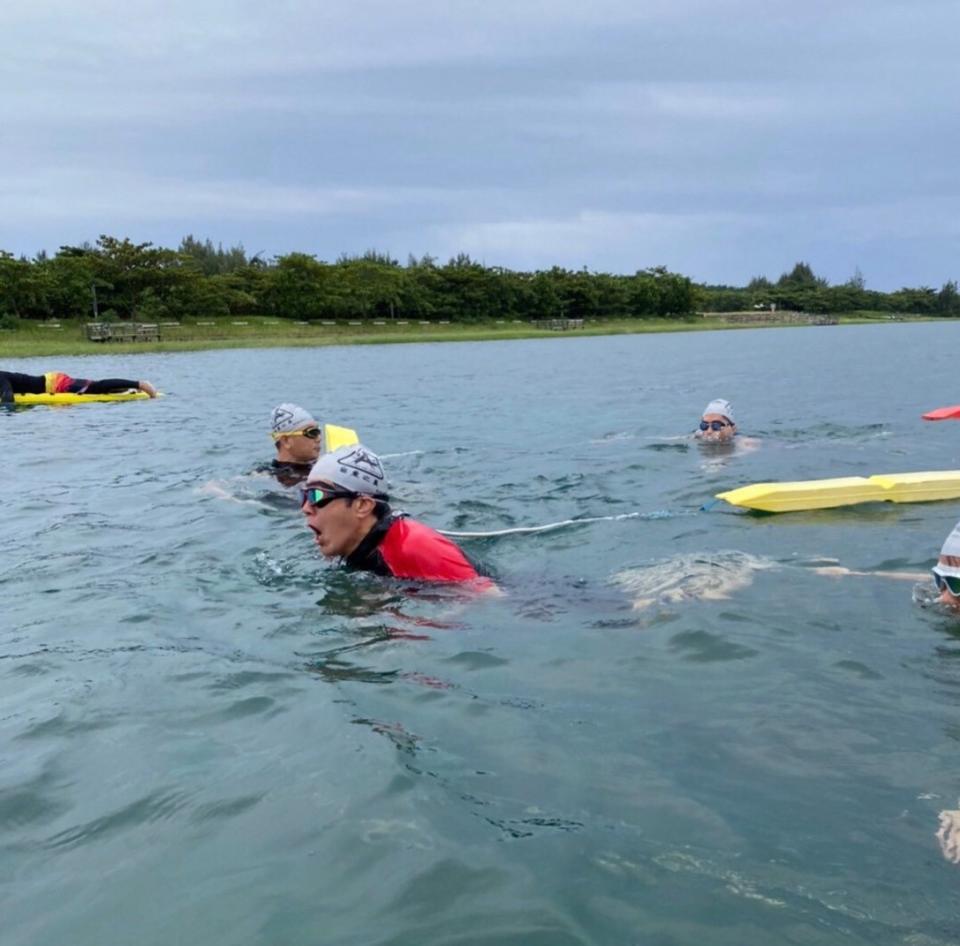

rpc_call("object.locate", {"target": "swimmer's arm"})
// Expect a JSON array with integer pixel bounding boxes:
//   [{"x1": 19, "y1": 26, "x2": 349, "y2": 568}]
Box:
[
  {"x1": 810, "y1": 566, "x2": 928, "y2": 581},
  {"x1": 196, "y1": 479, "x2": 273, "y2": 508}
]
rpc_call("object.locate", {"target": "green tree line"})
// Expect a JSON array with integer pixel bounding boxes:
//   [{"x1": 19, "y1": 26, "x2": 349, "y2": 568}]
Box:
[
  {"x1": 0, "y1": 236, "x2": 698, "y2": 323},
  {"x1": 1, "y1": 240, "x2": 957, "y2": 324},
  {"x1": 702, "y1": 261, "x2": 960, "y2": 317}
]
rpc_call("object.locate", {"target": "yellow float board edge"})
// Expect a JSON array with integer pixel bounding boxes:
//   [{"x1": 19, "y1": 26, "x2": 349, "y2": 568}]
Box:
[
  {"x1": 870, "y1": 470, "x2": 960, "y2": 503},
  {"x1": 716, "y1": 477, "x2": 883, "y2": 513},
  {"x1": 717, "y1": 471, "x2": 960, "y2": 513},
  {"x1": 13, "y1": 391, "x2": 150, "y2": 405},
  {"x1": 323, "y1": 424, "x2": 360, "y2": 453}
]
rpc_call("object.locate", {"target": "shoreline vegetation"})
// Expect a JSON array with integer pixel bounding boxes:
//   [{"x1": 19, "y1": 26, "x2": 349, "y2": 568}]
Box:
[
  {"x1": 0, "y1": 312, "x2": 940, "y2": 359},
  {"x1": 2, "y1": 235, "x2": 958, "y2": 357}
]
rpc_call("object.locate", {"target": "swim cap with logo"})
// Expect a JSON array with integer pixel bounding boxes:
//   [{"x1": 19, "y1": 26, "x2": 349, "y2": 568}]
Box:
[
  {"x1": 935, "y1": 519, "x2": 960, "y2": 579},
  {"x1": 307, "y1": 444, "x2": 388, "y2": 498},
  {"x1": 703, "y1": 398, "x2": 735, "y2": 423},
  {"x1": 270, "y1": 403, "x2": 317, "y2": 438}
]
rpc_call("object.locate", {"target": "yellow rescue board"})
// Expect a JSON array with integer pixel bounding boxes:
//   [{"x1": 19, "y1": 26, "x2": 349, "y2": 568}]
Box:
[
  {"x1": 322, "y1": 424, "x2": 359, "y2": 452},
  {"x1": 13, "y1": 390, "x2": 150, "y2": 406},
  {"x1": 717, "y1": 470, "x2": 960, "y2": 513}
]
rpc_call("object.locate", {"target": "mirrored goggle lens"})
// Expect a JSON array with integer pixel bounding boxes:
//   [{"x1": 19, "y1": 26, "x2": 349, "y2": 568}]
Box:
[
  {"x1": 301, "y1": 487, "x2": 353, "y2": 508},
  {"x1": 699, "y1": 420, "x2": 728, "y2": 431},
  {"x1": 932, "y1": 570, "x2": 960, "y2": 596}
]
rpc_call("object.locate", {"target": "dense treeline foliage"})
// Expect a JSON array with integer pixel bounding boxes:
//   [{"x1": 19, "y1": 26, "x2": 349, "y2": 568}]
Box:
[
  {"x1": 702, "y1": 261, "x2": 960, "y2": 317},
  {"x1": 0, "y1": 240, "x2": 957, "y2": 323},
  {"x1": 0, "y1": 236, "x2": 698, "y2": 323}
]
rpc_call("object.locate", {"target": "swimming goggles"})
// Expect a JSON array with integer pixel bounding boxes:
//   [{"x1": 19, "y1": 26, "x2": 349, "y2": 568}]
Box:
[
  {"x1": 932, "y1": 570, "x2": 960, "y2": 596},
  {"x1": 301, "y1": 486, "x2": 356, "y2": 509},
  {"x1": 699, "y1": 420, "x2": 731, "y2": 431},
  {"x1": 273, "y1": 426, "x2": 321, "y2": 440}
]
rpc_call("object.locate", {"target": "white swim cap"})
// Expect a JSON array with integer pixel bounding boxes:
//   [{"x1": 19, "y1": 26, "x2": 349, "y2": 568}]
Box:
[
  {"x1": 271, "y1": 403, "x2": 317, "y2": 437},
  {"x1": 935, "y1": 520, "x2": 960, "y2": 579},
  {"x1": 307, "y1": 444, "x2": 388, "y2": 497},
  {"x1": 703, "y1": 398, "x2": 735, "y2": 423}
]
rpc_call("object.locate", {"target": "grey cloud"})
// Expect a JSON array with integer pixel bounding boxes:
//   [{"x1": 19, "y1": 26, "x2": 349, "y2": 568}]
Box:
[{"x1": 1, "y1": 0, "x2": 958, "y2": 289}]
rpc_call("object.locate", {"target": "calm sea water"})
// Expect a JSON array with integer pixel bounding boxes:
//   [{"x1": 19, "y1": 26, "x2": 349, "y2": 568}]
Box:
[{"x1": 3, "y1": 323, "x2": 960, "y2": 945}]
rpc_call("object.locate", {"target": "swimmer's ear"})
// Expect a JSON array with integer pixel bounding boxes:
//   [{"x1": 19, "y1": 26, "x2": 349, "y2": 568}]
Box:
[{"x1": 350, "y1": 494, "x2": 379, "y2": 516}]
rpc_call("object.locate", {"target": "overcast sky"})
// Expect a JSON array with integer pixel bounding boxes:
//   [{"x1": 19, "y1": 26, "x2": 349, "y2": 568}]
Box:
[{"x1": 1, "y1": 0, "x2": 957, "y2": 289}]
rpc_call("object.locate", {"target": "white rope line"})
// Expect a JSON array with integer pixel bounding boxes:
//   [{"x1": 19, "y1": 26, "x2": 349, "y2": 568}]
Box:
[{"x1": 439, "y1": 510, "x2": 672, "y2": 538}]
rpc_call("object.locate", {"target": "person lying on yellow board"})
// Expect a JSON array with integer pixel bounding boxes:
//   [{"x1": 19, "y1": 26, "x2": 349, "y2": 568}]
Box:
[
  {"x1": 261, "y1": 403, "x2": 359, "y2": 487},
  {"x1": 0, "y1": 369, "x2": 157, "y2": 404}
]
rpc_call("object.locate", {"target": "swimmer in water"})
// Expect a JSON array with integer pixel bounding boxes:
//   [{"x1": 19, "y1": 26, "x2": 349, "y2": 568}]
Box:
[
  {"x1": 931, "y1": 520, "x2": 960, "y2": 611},
  {"x1": 694, "y1": 398, "x2": 761, "y2": 459},
  {"x1": 265, "y1": 403, "x2": 323, "y2": 487},
  {"x1": 203, "y1": 402, "x2": 345, "y2": 504},
  {"x1": 695, "y1": 398, "x2": 737, "y2": 443},
  {"x1": 301, "y1": 444, "x2": 494, "y2": 587},
  {"x1": 620, "y1": 551, "x2": 932, "y2": 613},
  {"x1": 0, "y1": 369, "x2": 157, "y2": 404}
]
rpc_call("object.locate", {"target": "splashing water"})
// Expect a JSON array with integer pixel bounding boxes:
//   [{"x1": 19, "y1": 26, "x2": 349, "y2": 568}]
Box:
[{"x1": 614, "y1": 550, "x2": 779, "y2": 611}]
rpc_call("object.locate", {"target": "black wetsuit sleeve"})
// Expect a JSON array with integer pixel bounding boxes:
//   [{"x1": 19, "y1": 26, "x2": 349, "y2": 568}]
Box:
[
  {"x1": 81, "y1": 378, "x2": 141, "y2": 395},
  {"x1": 0, "y1": 371, "x2": 45, "y2": 403}
]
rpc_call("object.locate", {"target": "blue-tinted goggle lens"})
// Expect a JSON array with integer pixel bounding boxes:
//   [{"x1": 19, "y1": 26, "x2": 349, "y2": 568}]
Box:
[{"x1": 699, "y1": 420, "x2": 730, "y2": 431}]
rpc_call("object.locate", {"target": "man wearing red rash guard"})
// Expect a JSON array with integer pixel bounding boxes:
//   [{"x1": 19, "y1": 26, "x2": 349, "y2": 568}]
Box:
[{"x1": 300, "y1": 444, "x2": 491, "y2": 586}]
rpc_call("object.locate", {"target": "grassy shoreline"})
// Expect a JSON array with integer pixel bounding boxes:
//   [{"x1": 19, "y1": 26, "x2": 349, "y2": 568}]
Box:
[{"x1": 0, "y1": 313, "x2": 935, "y2": 359}]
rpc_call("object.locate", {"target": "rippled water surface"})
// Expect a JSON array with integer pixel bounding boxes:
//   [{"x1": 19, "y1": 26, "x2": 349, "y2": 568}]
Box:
[{"x1": 4, "y1": 324, "x2": 960, "y2": 945}]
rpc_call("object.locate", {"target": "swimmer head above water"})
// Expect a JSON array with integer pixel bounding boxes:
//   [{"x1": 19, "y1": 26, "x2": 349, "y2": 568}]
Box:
[
  {"x1": 696, "y1": 398, "x2": 737, "y2": 443},
  {"x1": 300, "y1": 444, "x2": 489, "y2": 585},
  {"x1": 933, "y1": 520, "x2": 960, "y2": 611},
  {"x1": 300, "y1": 444, "x2": 388, "y2": 559},
  {"x1": 270, "y1": 403, "x2": 322, "y2": 465}
]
